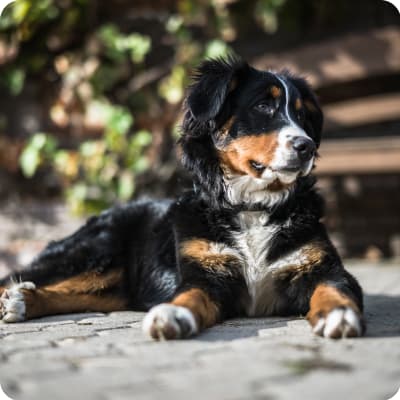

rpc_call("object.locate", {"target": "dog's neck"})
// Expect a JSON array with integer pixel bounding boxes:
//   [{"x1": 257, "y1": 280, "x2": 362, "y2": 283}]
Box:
[{"x1": 193, "y1": 174, "x2": 320, "y2": 220}]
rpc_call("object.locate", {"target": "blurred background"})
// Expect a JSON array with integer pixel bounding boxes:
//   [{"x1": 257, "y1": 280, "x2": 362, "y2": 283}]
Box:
[{"x1": 0, "y1": 0, "x2": 399, "y2": 277}]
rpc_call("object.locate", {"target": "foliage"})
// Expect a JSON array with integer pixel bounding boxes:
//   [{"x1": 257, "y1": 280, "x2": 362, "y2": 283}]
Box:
[
  {"x1": 21, "y1": 104, "x2": 151, "y2": 214},
  {"x1": 0, "y1": 0, "x2": 287, "y2": 214}
]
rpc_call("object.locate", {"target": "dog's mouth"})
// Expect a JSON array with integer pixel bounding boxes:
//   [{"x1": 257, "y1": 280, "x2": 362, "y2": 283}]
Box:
[
  {"x1": 223, "y1": 158, "x2": 314, "y2": 205},
  {"x1": 271, "y1": 158, "x2": 314, "y2": 178},
  {"x1": 272, "y1": 166, "x2": 301, "y2": 174},
  {"x1": 258, "y1": 162, "x2": 313, "y2": 190}
]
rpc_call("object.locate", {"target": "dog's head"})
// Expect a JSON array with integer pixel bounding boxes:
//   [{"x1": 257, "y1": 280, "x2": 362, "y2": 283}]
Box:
[{"x1": 180, "y1": 57, "x2": 323, "y2": 207}]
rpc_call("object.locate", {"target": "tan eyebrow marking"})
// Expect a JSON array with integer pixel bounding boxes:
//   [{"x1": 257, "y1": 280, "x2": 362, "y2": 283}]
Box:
[
  {"x1": 229, "y1": 77, "x2": 238, "y2": 92},
  {"x1": 295, "y1": 98, "x2": 302, "y2": 111},
  {"x1": 270, "y1": 85, "x2": 282, "y2": 98},
  {"x1": 304, "y1": 99, "x2": 318, "y2": 113}
]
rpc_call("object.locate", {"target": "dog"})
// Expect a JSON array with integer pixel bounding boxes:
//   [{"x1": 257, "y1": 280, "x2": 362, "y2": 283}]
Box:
[{"x1": 0, "y1": 57, "x2": 364, "y2": 339}]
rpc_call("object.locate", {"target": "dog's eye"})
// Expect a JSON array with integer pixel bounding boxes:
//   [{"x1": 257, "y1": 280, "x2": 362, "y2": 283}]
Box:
[
  {"x1": 254, "y1": 103, "x2": 274, "y2": 117},
  {"x1": 249, "y1": 160, "x2": 266, "y2": 172}
]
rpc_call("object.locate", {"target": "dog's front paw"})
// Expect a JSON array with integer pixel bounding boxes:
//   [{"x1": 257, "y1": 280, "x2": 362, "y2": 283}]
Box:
[
  {"x1": 142, "y1": 304, "x2": 198, "y2": 340},
  {"x1": 311, "y1": 306, "x2": 363, "y2": 339},
  {"x1": 0, "y1": 282, "x2": 36, "y2": 323}
]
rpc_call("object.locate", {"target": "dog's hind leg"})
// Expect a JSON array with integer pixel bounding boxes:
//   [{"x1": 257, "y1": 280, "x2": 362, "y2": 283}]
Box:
[
  {"x1": 0, "y1": 269, "x2": 128, "y2": 322},
  {"x1": 0, "y1": 210, "x2": 129, "y2": 322},
  {"x1": 0, "y1": 209, "x2": 125, "y2": 289}
]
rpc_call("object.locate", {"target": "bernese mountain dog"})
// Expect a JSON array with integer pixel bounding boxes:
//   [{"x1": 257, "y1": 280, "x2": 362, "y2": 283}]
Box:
[{"x1": 0, "y1": 57, "x2": 365, "y2": 339}]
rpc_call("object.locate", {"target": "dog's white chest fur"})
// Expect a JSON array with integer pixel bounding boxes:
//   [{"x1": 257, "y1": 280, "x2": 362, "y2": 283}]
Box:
[{"x1": 232, "y1": 211, "x2": 280, "y2": 316}]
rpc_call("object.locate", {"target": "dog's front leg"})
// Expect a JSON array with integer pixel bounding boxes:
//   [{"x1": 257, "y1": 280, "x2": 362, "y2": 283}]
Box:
[
  {"x1": 142, "y1": 288, "x2": 220, "y2": 340},
  {"x1": 306, "y1": 280, "x2": 365, "y2": 338},
  {"x1": 143, "y1": 238, "x2": 245, "y2": 340}
]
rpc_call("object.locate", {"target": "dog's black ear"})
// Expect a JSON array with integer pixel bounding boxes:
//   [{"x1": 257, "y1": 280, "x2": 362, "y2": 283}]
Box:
[
  {"x1": 186, "y1": 56, "x2": 248, "y2": 123},
  {"x1": 287, "y1": 75, "x2": 323, "y2": 147}
]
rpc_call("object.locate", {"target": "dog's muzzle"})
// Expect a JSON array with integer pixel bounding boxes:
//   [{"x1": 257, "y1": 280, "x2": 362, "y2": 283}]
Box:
[{"x1": 271, "y1": 127, "x2": 316, "y2": 174}]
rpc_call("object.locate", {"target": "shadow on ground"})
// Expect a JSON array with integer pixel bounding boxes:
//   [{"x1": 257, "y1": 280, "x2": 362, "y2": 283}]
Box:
[
  {"x1": 197, "y1": 318, "x2": 292, "y2": 341},
  {"x1": 196, "y1": 293, "x2": 400, "y2": 341},
  {"x1": 364, "y1": 293, "x2": 400, "y2": 338},
  {"x1": 2, "y1": 293, "x2": 399, "y2": 341}
]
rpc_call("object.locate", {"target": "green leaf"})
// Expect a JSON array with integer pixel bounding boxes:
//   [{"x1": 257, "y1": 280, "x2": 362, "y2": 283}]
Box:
[
  {"x1": 158, "y1": 66, "x2": 186, "y2": 104},
  {"x1": 30, "y1": 133, "x2": 47, "y2": 149},
  {"x1": 106, "y1": 106, "x2": 133, "y2": 135},
  {"x1": 98, "y1": 24, "x2": 119, "y2": 48},
  {"x1": 126, "y1": 34, "x2": 151, "y2": 63},
  {"x1": 43, "y1": 136, "x2": 57, "y2": 154},
  {"x1": 80, "y1": 141, "x2": 101, "y2": 157},
  {"x1": 29, "y1": 133, "x2": 57, "y2": 152},
  {"x1": 132, "y1": 130, "x2": 152, "y2": 147},
  {"x1": 255, "y1": 0, "x2": 287, "y2": 33},
  {"x1": 97, "y1": 24, "x2": 151, "y2": 64},
  {"x1": 69, "y1": 182, "x2": 87, "y2": 201},
  {"x1": 204, "y1": 39, "x2": 230, "y2": 59},
  {"x1": 54, "y1": 150, "x2": 69, "y2": 169},
  {"x1": 20, "y1": 147, "x2": 40, "y2": 177},
  {"x1": 166, "y1": 15, "x2": 184, "y2": 33},
  {"x1": 5, "y1": 68, "x2": 26, "y2": 96},
  {"x1": 11, "y1": 0, "x2": 30, "y2": 24},
  {"x1": 133, "y1": 156, "x2": 149, "y2": 173},
  {"x1": 118, "y1": 171, "x2": 134, "y2": 200}
]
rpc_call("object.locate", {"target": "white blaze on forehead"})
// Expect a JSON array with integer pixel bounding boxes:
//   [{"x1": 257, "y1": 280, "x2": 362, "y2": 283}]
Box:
[
  {"x1": 275, "y1": 75, "x2": 298, "y2": 128},
  {"x1": 274, "y1": 76, "x2": 309, "y2": 148},
  {"x1": 275, "y1": 76, "x2": 309, "y2": 136}
]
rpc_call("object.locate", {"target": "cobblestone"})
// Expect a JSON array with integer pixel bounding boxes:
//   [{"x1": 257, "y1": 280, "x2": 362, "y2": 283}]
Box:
[{"x1": 0, "y1": 264, "x2": 399, "y2": 400}]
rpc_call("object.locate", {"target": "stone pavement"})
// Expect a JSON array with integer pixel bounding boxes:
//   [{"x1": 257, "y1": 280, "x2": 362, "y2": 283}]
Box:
[{"x1": 0, "y1": 264, "x2": 399, "y2": 400}]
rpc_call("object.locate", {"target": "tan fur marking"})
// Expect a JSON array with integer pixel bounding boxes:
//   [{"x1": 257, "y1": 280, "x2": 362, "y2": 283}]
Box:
[
  {"x1": 23, "y1": 290, "x2": 127, "y2": 319},
  {"x1": 229, "y1": 78, "x2": 238, "y2": 92},
  {"x1": 304, "y1": 99, "x2": 317, "y2": 113},
  {"x1": 180, "y1": 239, "x2": 210, "y2": 259},
  {"x1": 172, "y1": 288, "x2": 219, "y2": 329},
  {"x1": 306, "y1": 284, "x2": 360, "y2": 328},
  {"x1": 302, "y1": 243, "x2": 326, "y2": 266},
  {"x1": 270, "y1": 85, "x2": 282, "y2": 98},
  {"x1": 20, "y1": 269, "x2": 126, "y2": 320},
  {"x1": 295, "y1": 98, "x2": 302, "y2": 111},
  {"x1": 216, "y1": 116, "x2": 236, "y2": 145},
  {"x1": 44, "y1": 269, "x2": 124, "y2": 294},
  {"x1": 273, "y1": 243, "x2": 326, "y2": 281},
  {"x1": 180, "y1": 239, "x2": 239, "y2": 275},
  {"x1": 266, "y1": 179, "x2": 290, "y2": 192},
  {"x1": 219, "y1": 133, "x2": 279, "y2": 177}
]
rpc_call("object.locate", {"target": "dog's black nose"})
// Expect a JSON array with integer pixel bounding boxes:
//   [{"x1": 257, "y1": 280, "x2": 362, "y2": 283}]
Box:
[{"x1": 292, "y1": 137, "x2": 316, "y2": 162}]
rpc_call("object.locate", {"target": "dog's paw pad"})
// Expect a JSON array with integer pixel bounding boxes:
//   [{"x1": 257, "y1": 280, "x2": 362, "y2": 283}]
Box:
[
  {"x1": 313, "y1": 307, "x2": 362, "y2": 338},
  {"x1": 142, "y1": 304, "x2": 198, "y2": 340},
  {"x1": 0, "y1": 282, "x2": 36, "y2": 323}
]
